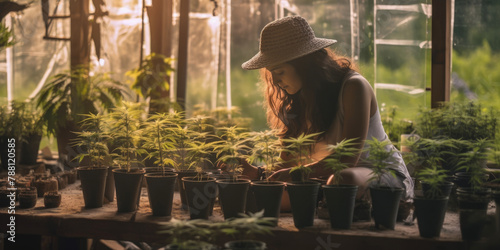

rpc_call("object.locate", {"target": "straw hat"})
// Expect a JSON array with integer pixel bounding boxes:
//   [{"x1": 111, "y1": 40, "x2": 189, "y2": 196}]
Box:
[{"x1": 242, "y1": 16, "x2": 337, "y2": 70}]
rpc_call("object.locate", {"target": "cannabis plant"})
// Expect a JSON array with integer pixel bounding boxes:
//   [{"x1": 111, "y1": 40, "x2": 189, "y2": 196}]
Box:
[
  {"x1": 281, "y1": 132, "x2": 322, "y2": 182},
  {"x1": 248, "y1": 129, "x2": 283, "y2": 180},
  {"x1": 107, "y1": 102, "x2": 146, "y2": 172},
  {"x1": 456, "y1": 138, "x2": 492, "y2": 191},
  {"x1": 213, "y1": 126, "x2": 251, "y2": 180},
  {"x1": 73, "y1": 113, "x2": 110, "y2": 168},
  {"x1": 363, "y1": 137, "x2": 398, "y2": 187},
  {"x1": 322, "y1": 138, "x2": 359, "y2": 185},
  {"x1": 0, "y1": 23, "x2": 15, "y2": 51},
  {"x1": 141, "y1": 113, "x2": 176, "y2": 174}
]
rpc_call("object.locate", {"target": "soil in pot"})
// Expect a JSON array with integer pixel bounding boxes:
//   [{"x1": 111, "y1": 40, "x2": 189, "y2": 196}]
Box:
[
  {"x1": 217, "y1": 179, "x2": 251, "y2": 220},
  {"x1": 145, "y1": 172, "x2": 178, "y2": 216},
  {"x1": 251, "y1": 181, "x2": 285, "y2": 222},
  {"x1": 370, "y1": 186, "x2": 404, "y2": 230},
  {"x1": 322, "y1": 184, "x2": 358, "y2": 229},
  {"x1": 182, "y1": 176, "x2": 217, "y2": 220},
  {"x1": 77, "y1": 166, "x2": 108, "y2": 208},
  {"x1": 113, "y1": 168, "x2": 145, "y2": 213},
  {"x1": 18, "y1": 187, "x2": 37, "y2": 209},
  {"x1": 413, "y1": 196, "x2": 448, "y2": 238},
  {"x1": 287, "y1": 181, "x2": 321, "y2": 228},
  {"x1": 44, "y1": 191, "x2": 62, "y2": 208}
]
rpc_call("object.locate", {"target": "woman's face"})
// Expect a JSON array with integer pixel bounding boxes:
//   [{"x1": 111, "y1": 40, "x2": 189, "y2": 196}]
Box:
[{"x1": 267, "y1": 63, "x2": 303, "y2": 95}]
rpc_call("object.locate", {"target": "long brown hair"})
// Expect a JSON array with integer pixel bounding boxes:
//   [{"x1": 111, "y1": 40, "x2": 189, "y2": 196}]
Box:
[{"x1": 261, "y1": 48, "x2": 358, "y2": 140}]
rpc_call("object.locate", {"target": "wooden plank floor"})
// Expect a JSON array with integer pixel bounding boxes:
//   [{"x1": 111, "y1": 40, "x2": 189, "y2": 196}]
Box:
[{"x1": 1, "y1": 180, "x2": 498, "y2": 250}]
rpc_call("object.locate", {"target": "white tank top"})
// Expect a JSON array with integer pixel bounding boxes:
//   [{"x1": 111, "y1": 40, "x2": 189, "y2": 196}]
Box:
[{"x1": 312, "y1": 72, "x2": 414, "y2": 200}]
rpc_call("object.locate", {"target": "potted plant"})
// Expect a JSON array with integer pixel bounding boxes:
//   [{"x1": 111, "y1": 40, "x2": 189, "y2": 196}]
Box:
[
  {"x1": 213, "y1": 126, "x2": 251, "y2": 220},
  {"x1": 0, "y1": 102, "x2": 23, "y2": 170},
  {"x1": 73, "y1": 113, "x2": 110, "y2": 208},
  {"x1": 182, "y1": 167, "x2": 217, "y2": 220},
  {"x1": 126, "y1": 53, "x2": 175, "y2": 114},
  {"x1": 14, "y1": 102, "x2": 44, "y2": 166},
  {"x1": 409, "y1": 138, "x2": 457, "y2": 238},
  {"x1": 454, "y1": 138, "x2": 493, "y2": 241},
  {"x1": 321, "y1": 138, "x2": 359, "y2": 229},
  {"x1": 364, "y1": 137, "x2": 404, "y2": 230},
  {"x1": 142, "y1": 113, "x2": 178, "y2": 216},
  {"x1": 247, "y1": 129, "x2": 285, "y2": 223},
  {"x1": 35, "y1": 66, "x2": 129, "y2": 169},
  {"x1": 43, "y1": 191, "x2": 62, "y2": 208},
  {"x1": 107, "y1": 102, "x2": 146, "y2": 212},
  {"x1": 281, "y1": 132, "x2": 322, "y2": 228}
]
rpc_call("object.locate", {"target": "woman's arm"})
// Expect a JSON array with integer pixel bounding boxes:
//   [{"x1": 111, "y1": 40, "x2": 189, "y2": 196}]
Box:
[{"x1": 269, "y1": 77, "x2": 375, "y2": 181}]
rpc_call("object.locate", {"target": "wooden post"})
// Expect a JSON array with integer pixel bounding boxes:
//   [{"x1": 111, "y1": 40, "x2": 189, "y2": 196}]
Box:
[
  {"x1": 431, "y1": 0, "x2": 453, "y2": 108},
  {"x1": 70, "y1": 0, "x2": 90, "y2": 69},
  {"x1": 146, "y1": 0, "x2": 173, "y2": 106},
  {"x1": 177, "y1": 0, "x2": 190, "y2": 110}
]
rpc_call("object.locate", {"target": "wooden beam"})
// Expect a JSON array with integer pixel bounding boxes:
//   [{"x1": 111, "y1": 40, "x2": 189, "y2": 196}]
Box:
[
  {"x1": 431, "y1": 0, "x2": 452, "y2": 108},
  {"x1": 176, "y1": 0, "x2": 190, "y2": 110},
  {"x1": 70, "y1": 0, "x2": 90, "y2": 69}
]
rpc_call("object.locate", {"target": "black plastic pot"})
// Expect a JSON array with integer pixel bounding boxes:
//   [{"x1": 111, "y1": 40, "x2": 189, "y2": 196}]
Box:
[
  {"x1": 176, "y1": 170, "x2": 198, "y2": 211},
  {"x1": 286, "y1": 181, "x2": 320, "y2": 228},
  {"x1": 183, "y1": 176, "x2": 217, "y2": 220},
  {"x1": 457, "y1": 187, "x2": 491, "y2": 241},
  {"x1": 420, "y1": 181, "x2": 454, "y2": 198},
  {"x1": 322, "y1": 184, "x2": 358, "y2": 229},
  {"x1": 145, "y1": 172, "x2": 178, "y2": 216},
  {"x1": 19, "y1": 133, "x2": 42, "y2": 165},
  {"x1": 370, "y1": 186, "x2": 404, "y2": 229},
  {"x1": 413, "y1": 196, "x2": 449, "y2": 238},
  {"x1": 251, "y1": 181, "x2": 285, "y2": 222},
  {"x1": 113, "y1": 168, "x2": 145, "y2": 212},
  {"x1": 77, "y1": 166, "x2": 108, "y2": 208},
  {"x1": 217, "y1": 179, "x2": 251, "y2": 219},
  {"x1": 453, "y1": 172, "x2": 490, "y2": 188},
  {"x1": 224, "y1": 240, "x2": 267, "y2": 250},
  {"x1": 104, "y1": 166, "x2": 116, "y2": 202}
]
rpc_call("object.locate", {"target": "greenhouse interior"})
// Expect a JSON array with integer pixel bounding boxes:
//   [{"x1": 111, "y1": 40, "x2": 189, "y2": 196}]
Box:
[{"x1": 1, "y1": 0, "x2": 500, "y2": 249}]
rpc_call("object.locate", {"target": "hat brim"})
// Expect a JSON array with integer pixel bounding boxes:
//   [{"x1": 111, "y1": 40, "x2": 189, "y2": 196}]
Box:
[{"x1": 241, "y1": 38, "x2": 337, "y2": 70}]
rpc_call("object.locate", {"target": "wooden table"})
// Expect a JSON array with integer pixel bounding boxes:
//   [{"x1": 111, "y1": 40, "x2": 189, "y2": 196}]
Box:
[{"x1": 0, "y1": 181, "x2": 497, "y2": 250}]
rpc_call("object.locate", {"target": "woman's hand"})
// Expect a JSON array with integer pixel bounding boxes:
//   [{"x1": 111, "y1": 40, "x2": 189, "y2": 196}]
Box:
[{"x1": 268, "y1": 168, "x2": 292, "y2": 182}]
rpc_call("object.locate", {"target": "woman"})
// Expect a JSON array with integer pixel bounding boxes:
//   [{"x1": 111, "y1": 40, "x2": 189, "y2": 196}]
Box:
[{"x1": 236, "y1": 16, "x2": 414, "y2": 207}]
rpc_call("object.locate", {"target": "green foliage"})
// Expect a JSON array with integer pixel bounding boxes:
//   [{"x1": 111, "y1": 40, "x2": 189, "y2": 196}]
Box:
[
  {"x1": 282, "y1": 132, "x2": 322, "y2": 182},
  {"x1": 126, "y1": 53, "x2": 175, "y2": 113},
  {"x1": 406, "y1": 137, "x2": 458, "y2": 173},
  {"x1": 416, "y1": 165, "x2": 450, "y2": 199},
  {"x1": 323, "y1": 138, "x2": 359, "y2": 185},
  {"x1": 159, "y1": 210, "x2": 275, "y2": 248},
  {"x1": 35, "y1": 66, "x2": 129, "y2": 136},
  {"x1": 379, "y1": 104, "x2": 415, "y2": 144},
  {"x1": 141, "y1": 113, "x2": 176, "y2": 173},
  {"x1": 213, "y1": 126, "x2": 250, "y2": 180},
  {"x1": 0, "y1": 101, "x2": 44, "y2": 140},
  {"x1": 247, "y1": 129, "x2": 283, "y2": 180},
  {"x1": 363, "y1": 137, "x2": 398, "y2": 187},
  {"x1": 456, "y1": 139, "x2": 492, "y2": 190},
  {"x1": 72, "y1": 113, "x2": 110, "y2": 168},
  {"x1": 107, "y1": 102, "x2": 146, "y2": 171},
  {"x1": 0, "y1": 23, "x2": 15, "y2": 51}
]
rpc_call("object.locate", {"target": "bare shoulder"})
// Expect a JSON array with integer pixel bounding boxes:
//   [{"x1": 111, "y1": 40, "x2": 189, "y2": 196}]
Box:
[{"x1": 342, "y1": 74, "x2": 374, "y2": 99}]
